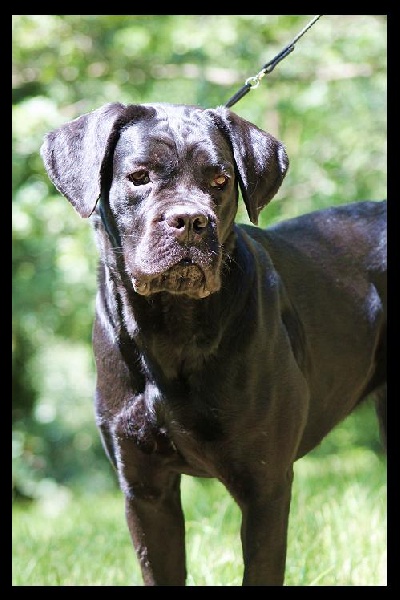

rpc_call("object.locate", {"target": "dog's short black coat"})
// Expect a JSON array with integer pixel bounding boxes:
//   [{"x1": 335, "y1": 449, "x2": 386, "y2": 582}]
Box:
[{"x1": 41, "y1": 102, "x2": 386, "y2": 586}]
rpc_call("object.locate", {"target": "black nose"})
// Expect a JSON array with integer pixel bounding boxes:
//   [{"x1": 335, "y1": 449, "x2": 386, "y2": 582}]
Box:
[{"x1": 165, "y1": 207, "x2": 209, "y2": 242}]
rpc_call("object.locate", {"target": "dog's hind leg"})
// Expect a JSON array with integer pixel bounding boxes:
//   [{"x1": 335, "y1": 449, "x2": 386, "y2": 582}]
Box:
[{"x1": 374, "y1": 384, "x2": 387, "y2": 451}]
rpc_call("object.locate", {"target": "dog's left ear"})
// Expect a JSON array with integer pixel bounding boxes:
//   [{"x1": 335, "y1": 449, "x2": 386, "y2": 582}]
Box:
[{"x1": 210, "y1": 107, "x2": 289, "y2": 225}]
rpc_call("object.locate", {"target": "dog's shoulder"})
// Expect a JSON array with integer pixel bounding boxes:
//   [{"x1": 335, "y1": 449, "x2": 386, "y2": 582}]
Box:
[
  {"x1": 235, "y1": 201, "x2": 386, "y2": 314},
  {"x1": 265, "y1": 200, "x2": 386, "y2": 239},
  {"x1": 240, "y1": 200, "x2": 386, "y2": 265}
]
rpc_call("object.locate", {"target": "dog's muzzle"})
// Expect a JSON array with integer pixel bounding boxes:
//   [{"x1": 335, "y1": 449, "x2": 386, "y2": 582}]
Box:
[
  {"x1": 129, "y1": 204, "x2": 223, "y2": 299},
  {"x1": 132, "y1": 258, "x2": 220, "y2": 299}
]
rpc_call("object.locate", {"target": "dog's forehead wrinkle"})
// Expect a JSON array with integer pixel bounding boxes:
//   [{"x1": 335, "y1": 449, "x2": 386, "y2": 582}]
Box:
[
  {"x1": 117, "y1": 128, "x2": 174, "y2": 161},
  {"x1": 117, "y1": 106, "x2": 232, "y2": 174},
  {"x1": 151, "y1": 103, "x2": 228, "y2": 161}
]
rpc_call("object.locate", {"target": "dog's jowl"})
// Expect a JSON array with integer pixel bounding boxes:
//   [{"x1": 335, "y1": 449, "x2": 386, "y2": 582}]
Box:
[{"x1": 41, "y1": 102, "x2": 386, "y2": 586}]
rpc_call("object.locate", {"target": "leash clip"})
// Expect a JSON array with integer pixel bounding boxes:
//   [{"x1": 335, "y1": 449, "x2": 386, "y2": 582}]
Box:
[
  {"x1": 225, "y1": 15, "x2": 322, "y2": 109},
  {"x1": 245, "y1": 73, "x2": 264, "y2": 89}
]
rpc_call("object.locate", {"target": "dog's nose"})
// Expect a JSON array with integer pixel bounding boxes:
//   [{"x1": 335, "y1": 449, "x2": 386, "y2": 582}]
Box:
[{"x1": 165, "y1": 207, "x2": 209, "y2": 242}]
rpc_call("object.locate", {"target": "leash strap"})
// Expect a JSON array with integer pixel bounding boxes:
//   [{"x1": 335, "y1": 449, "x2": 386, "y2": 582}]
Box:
[{"x1": 225, "y1": 15, "x2": 322, "y2": 109}]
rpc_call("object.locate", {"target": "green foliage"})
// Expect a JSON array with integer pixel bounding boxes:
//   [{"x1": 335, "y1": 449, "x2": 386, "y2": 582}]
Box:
[{"x1": 12, "y1": 15, "x2": 387, "y2": 496}]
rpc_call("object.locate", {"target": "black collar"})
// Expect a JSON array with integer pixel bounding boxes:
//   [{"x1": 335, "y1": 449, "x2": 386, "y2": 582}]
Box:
[{"x1": 98, "y1": 190, "x2": 121, "y2": 249}]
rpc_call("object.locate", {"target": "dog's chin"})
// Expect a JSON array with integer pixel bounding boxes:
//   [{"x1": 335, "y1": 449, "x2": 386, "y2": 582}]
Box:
[{"x1": 132, "y1": 263, "x2": 220, "y2": 299}]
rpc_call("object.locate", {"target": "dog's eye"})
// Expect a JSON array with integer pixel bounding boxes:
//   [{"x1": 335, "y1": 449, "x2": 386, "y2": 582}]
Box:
[
  {"x1": 128, "y1": 170, "x2": 150, "y2": 185},
  {"x1": 210, "y1": 174, "x2": 228, "y2": 189}
]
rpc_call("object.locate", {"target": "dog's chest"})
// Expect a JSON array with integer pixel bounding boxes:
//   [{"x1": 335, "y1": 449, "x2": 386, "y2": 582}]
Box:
[
  {"x1": 116, "y1": 373, "x2": 226, "y2": 478},
  {"x1": 124, "y1": 296, "x2": 241, "y2": 474},
  {"x1": 140, "y1": 297, "x2": 223, "y2": 378},
  {"x1": 140, "y1": 351, "x2": 228, "y2": 459}
]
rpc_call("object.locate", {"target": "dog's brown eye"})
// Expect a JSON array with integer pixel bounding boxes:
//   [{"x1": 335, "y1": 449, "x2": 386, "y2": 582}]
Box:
[
  {"x1": 128, "y1": 170, "x2": 150, "y2": 185},
  {"x1": 211, "y1": 174, "x2": 228, "y2": 188}
]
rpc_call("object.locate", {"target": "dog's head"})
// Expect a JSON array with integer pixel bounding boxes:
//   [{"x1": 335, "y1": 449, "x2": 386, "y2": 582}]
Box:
[{"x1": 41, "y1": 102, "x2": 288, "y2": 299}]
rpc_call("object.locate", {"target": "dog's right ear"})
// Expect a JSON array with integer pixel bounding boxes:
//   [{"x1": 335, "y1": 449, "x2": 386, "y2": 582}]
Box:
[
  {"x1": 40, "y1": 103, "x2": 128, "y2": 217},
  {"x1": 40, "y1": 102, "x2": 151, "y2": 218}
]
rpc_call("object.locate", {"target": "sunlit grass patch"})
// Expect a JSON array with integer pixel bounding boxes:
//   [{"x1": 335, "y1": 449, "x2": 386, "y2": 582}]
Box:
[
  {"x1": 286, "y1": 449, "x2": 386, "y2": 586},
  {"x1": 12, "y1": 493, "x2": 139, "y2": 586}
]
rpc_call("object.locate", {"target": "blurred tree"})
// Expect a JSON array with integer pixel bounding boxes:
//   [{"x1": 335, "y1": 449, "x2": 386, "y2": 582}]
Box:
[{"x1": 12, "y1": 15, "x2": 387, "y2": 497}]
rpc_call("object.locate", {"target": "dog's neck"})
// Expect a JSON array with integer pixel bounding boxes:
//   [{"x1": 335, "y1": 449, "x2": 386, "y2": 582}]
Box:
[
  {"x1": 120, "y1": 282, "x2": 225, "y2": 377},
  {"x1": 97, "y1": 233, "x2": 247, "y2": 379}
]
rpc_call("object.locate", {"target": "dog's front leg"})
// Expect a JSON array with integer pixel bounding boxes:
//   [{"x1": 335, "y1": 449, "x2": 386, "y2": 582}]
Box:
[
  {"x1": 97, "y1": 407, "x2": 187, "y2": 586},
  {"x1": 239, "y1": 468, "x2": 294, "y2": 586},
  {"x1": 114, "y1": 428, "x2": 186, "y2": 586},
  {"x1": 124, "y1": 473, "x2": 186, "y2": 586}
]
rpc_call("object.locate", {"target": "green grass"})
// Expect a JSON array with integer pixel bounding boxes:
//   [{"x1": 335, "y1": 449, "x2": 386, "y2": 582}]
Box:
[{"x1": 12, "y1": 407, "x2": 387, "y2": 586}]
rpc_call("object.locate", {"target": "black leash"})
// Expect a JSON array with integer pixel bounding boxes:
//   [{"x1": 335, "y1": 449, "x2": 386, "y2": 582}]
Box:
[{"x1": 225, "y1": 15, "x2": 323, "y2": 109}]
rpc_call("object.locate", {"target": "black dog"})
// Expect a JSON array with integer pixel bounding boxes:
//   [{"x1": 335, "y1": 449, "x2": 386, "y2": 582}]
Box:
[{"x1": 41, "y1": 102, "x2": 386, "y2": 586}]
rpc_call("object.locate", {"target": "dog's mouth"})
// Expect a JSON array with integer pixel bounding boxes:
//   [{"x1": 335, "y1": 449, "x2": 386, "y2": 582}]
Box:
[{"x1": 132, "y1": 259, "x2": 219, "y2": 299}]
